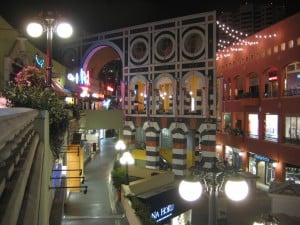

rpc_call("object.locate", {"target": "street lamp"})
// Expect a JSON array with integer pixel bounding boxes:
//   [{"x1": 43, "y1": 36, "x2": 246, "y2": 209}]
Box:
[
  {"x1": 26, "y1": 11, "x2": 73, "y2": 88},
  {"x1": 115, "y1": 139, "x2": 126, "y2": 152},
  {"x1": 178, "y1": 151, "x2": 249, "y2": 225},
  {"x1": 119, "y1": 151, "x2": 135, "y2": 185},
  {"x1": 253, "y1": 214, "x2": 279, "y2": 225}
]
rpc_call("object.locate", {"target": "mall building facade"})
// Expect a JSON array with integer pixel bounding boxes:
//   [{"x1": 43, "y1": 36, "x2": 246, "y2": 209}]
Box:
[
  {"x1": 216, "y1": 12, "x2": 300, "y2": 185},
  {"x1": 63, "y1": 11, "x2": 217, "y2": 177}
]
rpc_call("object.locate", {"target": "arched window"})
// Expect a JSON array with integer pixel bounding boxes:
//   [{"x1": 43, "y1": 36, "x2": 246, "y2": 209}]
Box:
[
  {"x1": 182, "y1": 73, "x2": 206, "y2": 115},
  {"x1": 155, "y1": 77, "x2": 174, "y2": 114},
  {"x1": 285, "y1": 62, "x2": 300, "y2": 96},
  {"x1": 264, "y1": 67, "x2": 279, "y2": 97}
]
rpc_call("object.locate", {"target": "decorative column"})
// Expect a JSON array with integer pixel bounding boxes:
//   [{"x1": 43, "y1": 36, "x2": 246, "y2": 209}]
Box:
[
  {"x1": 170, "y1": 122, "x2": 188, "y2": 177},
  {"x1": 198, "y1": 121, "x2": 216, "y2": 152},
  {"x1": 123, "y1": 120, "x2": 136, "y2": 149},
  {"x1": 143, "y1": 121, "x2": 160, "y2": 169}
]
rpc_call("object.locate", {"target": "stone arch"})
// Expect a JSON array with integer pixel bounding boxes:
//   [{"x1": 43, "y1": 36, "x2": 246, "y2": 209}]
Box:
[{"x1": 81, "y1": 40, "x2": 124, "y2": 70}]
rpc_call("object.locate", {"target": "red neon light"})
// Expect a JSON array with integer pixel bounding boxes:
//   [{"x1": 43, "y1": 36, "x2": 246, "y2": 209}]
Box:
[
  {"x1": 107, "y1": 86, "x2": 114, "y2": 92},
  {"x1": 268, "y1": 76, "x2": 278, "y2": 81}
]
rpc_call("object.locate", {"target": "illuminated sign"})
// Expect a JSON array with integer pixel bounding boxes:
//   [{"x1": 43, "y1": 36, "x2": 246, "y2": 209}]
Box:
[
  {"x1": 107, "y1": 85, "x2": 114, "y2": 92},
  {"x1": 254, "y1": 154, "x2": 270, "y2": 162},
  {"x1": 67, "y1": 68, "x2": 90, "y2": 86},
  {"x1": 35, "y1": 53, "x2": 45, "y2": 68},
  {"x1": 151, "y1": 203, "x2": 175, "y2": 222}
]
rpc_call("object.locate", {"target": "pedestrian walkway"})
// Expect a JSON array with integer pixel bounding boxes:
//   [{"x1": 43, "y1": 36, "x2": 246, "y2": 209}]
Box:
[{"x1": 62, "y1": 138, "x2": 129, "y2": 225}]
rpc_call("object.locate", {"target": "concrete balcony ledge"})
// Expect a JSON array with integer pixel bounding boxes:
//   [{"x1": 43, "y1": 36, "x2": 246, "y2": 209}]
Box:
[{"x1": 0, "y1": 108, "x2": 39, "y2": 147}]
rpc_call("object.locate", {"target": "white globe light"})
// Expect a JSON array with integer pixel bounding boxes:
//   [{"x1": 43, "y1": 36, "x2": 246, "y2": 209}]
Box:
[
  {"x1": 253, "y1": 222, "x2": 264, "y2": 225},
  {"x1": 115, "y1": 140, "x2": 126, "y2": 151},
  {"x1": 120, "y1": 152, "x2": 135, "y2": 165},
  {"x1": 56, "y1": 22, "x2": 73, "y2": 38},
  {"x1": 178, "y1": 180, "x2": 203, "y2": 202},
  {"x1": 27, "y1": 22, "x2": 43, "y2": 38},
  {"x1": 224, "y1": 179, "x2": 249, "y2": 201}
]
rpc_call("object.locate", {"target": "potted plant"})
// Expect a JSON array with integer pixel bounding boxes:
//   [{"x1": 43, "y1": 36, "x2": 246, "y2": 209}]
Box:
[
  {"x1": 1, "y1": 66, "x2": 74, "y2": 158},
  {"x1": 111, "y1": 159, "x2": 127, "y2": 199}
]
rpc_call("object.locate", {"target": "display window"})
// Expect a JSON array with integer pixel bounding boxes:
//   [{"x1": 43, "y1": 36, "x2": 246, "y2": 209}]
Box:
[
  {"x1": 285, "y1": 116, "x2": 300, "y2": 144},
  {"x1": 248, "y1": 113, "x2": 259, "y2": 138},
  {"x1": 286, "y1": 165, "x2": 300, "y2": 184},
  {"x1": 264, "y1": 114, "x2": 278, "y2": 142}
]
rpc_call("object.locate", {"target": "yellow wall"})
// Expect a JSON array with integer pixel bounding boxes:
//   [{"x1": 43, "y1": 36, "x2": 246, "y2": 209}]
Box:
[
  {"x1": 132, "y1": 149, "x2": 195, "y2": 168},
  {"x1": 67, "y1": 144, "x2": 84, "y2": 192}
]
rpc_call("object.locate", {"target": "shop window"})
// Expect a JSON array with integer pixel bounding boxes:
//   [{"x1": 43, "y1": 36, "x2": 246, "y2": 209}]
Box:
[
  {"x1": 264, "y1": 114, "x2": 278, "y2": 142},
  {"x1": 286, "y1": 166, "x2": 300, "y2": 184},
  {"x1": 284, "y1": 116, "x2": 300, "y2": 145},
  {"x1": 297, "y1": 37, "x2": 300, "y2": 46},
  {"x1": 281, "y1": 42, "x2": 286, "y2": 51},
  {"x1": 248, "y1": 114, "x2": 259, "y2": 138},
  {"x1": 288, "y1": 40, "x2": 294, "y2": 48},
  {"x1": 266, "y1": 162, "x2": 276, "y2": 185}
]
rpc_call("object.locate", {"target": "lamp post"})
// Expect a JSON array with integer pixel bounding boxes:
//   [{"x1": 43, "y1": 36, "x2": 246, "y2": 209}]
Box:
[
  {"x1": 178, "y1": 151, "x2": 249, "y2": 225},
  {"x1": 119, "y1": 151, "x2": 135, "y2": 185},
  {"x1": 26, "y1": 11, "x2": 73, "y2": 88}
]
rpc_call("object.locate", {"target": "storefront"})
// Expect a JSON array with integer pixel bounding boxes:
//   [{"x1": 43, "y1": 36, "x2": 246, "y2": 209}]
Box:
[
  {"x1": 138, "y1": 186, "x2": 191, "y2": 225},
  {"x1": 286, "y1": 164, "x2": 300, "y2": 184},
  {"x1": 248, "y1": 153, "x2": 276, "y2": 185},
  {"x1": 224, "y1": 146, "x2": 243, "y2": 169}
]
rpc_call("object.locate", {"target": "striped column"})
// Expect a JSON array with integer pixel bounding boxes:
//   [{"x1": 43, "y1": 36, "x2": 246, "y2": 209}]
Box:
[
  {"x1": 198, "y1": 121, "x2": 216, "y2": 152},
  {"x1": 123, "y1": 120, "x2": 136, "y2": 148},
  {"x1": 143, "y1": 121, "x2": 160, "y2": 169},
  {"x1": 172, "y1": 132, "x2": 187, "y2": 177},
  {"x1": 170, "y1": 122, "x2": 188, "y2": 177}
]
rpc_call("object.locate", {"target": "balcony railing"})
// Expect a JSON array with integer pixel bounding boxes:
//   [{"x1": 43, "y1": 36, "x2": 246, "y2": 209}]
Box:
[{"x1": 284, "y1": 88, "x2": 300, "y2": 96}]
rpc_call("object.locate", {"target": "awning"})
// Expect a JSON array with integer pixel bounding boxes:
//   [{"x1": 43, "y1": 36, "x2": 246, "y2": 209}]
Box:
[{"x1": 51, "y1": 80, "x2": 71, "y2": 96}]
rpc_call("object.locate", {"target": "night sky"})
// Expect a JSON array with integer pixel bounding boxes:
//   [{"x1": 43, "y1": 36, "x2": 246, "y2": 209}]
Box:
[{"x1": 1, "y1": 0, "x2": 299, "y2": 36}]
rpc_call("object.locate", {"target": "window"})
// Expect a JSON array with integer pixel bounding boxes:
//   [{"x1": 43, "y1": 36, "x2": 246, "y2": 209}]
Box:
[
  {"x1": 284, "y1": 62, "x2": 300, "y2": 96},
  {"x1": 160, "y1": 128, "x2": 173, "y2": 149},
  {"x1": 264, "y1": 69, "x2": 279, "y2": 97},
  {"x1": 281, "y1": 42, "x2": 286, "y2": 51},
  {"x1": 265, "y1": 114, "x2": 278, "y2": 142},
  {"x1": 133, "y1": 81, "x2": 147, "y2": 114},
  {"x1": 156, "y1": 77, "x2": 173, "y2": 114},
  {"x1": 285, "y1": 116, "x2": 300, "y2": 145},
  {"x1": 288, "y1": 40, "x2": 294, "y2": 48}
]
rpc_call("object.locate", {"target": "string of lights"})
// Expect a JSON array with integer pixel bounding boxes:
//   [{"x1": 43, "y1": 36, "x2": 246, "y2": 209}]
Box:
[{"x1": 216, "y1": 20, "x2": 277, "y2": 59}]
